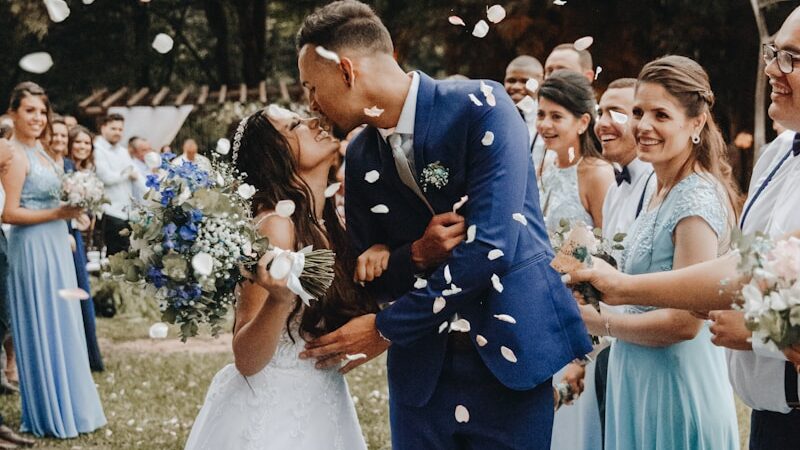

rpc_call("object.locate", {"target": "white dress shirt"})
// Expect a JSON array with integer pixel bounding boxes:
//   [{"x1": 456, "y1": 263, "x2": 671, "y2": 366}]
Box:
[
  {"x1": 727, "y1": 129, "x2": 800, "y2": 413},
  {"x1": 601, "y1": 158, "x2": 655, "y2": 242},
  {"x1": 378, "y1": 71, "x2": 419, "y2": 171},
  {"x1": 172, "y1": 153, "x2": 212, "y2": 173},
  {"x1": 94, "y1": 136, "x2": 145, "y2": 220}
]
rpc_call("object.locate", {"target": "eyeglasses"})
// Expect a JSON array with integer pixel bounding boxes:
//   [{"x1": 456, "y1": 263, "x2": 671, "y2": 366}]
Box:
[{"x1": 763, "y1": 43, "x2": 800, "y2": 75}]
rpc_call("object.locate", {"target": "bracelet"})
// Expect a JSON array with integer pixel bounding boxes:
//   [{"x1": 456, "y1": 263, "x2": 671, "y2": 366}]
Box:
[{"x1": 604, "y1": 314, "x2": 613, "y2": 338}]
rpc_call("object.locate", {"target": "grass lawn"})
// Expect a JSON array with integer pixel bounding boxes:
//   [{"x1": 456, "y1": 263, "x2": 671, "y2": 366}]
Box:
[{"x1": 0, "y1": 315, "x2": 749, "y2": 449}]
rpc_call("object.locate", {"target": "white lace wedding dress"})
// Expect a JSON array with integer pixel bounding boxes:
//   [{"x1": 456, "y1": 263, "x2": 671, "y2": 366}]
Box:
[{"x1": 184, "y1": 323, "x2": 367, "y2": 450}]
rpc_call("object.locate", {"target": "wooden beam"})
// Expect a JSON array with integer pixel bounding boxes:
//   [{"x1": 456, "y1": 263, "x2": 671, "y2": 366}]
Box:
[
  {"x1": 151, "y1": 87, "x2": 170, "y2": 106},
  {"x1": 217, "y1": 84, "x2": 227, "y2": 104},
  {"x1": 259, "y1": 80, "x2": 267, "y2": 103},
  {"x1": 101, "y1": 87, "x2": 128, "y2": 109},
  {"x1": 197, "y1": 85, "x2": 209, "y2": 105},
  {"x1": 78, "y1": 88, "x2": 108, "y2": 108},
  {"x1": 279, "y1": 78, "x2": 291, "y2": 102},
  {"x1": 238, "y1": 83, "x2": 247, "y2": 103},
  {"x1": 174, "y1": 86, "x2": 192, "y2": 106},
  {"x1": 126, "y1": 87, "x2": 150, "y2": 106},
  {"x1": 84, "y1": 106, "x2": 104, "y2": 116}
]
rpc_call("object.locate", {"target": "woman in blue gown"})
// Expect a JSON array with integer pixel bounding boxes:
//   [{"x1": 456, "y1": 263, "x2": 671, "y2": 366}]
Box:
[
  {"x1": 578, "y1": 56, "x2": 739, "y2": 449},
  {"x1": 1, "y1": 82, "x2": 105, "y2": 438}
]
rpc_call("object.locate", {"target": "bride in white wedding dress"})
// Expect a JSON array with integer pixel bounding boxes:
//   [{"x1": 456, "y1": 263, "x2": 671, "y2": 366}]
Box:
[{"x1": 185, "y1": 106, "x2": 378, "y2": 450}]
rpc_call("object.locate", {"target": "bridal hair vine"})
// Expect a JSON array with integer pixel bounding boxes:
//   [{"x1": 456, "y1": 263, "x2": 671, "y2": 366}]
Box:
[{"x1": 231, "y1": 115, "x2": 250, "y2": 165}]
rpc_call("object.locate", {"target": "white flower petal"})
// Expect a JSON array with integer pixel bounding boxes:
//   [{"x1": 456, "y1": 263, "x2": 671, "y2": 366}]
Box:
[
  {"x1": 494, "y1": 314, "x2": 517, "y2": 324},
  {"x1": 450, "y1": 318, "x2": 471, "y2": 332},
  {"x1": 452, "y1": 195, "x2": 468, "y2": 213},
  {"x1": 485, "y1": 93, "x2": 496, "y2": 107},
  {"x1": 315, "y1": 45, "x2": 341, "y2": 64},
  {"x1": 191, "y1": 252, "x2": 214, "y2": 276},
  {"x1": 486, "y1": 5, "x2": 507, "y2": 23},
  {"x1": 237, "y1": 183, "x2": 256, "y2": 200},
  {"x1": 554, "y1": 0, "x2": 567, "y2": 5},
  {"x1": 481, "y1": 131, "x2": 495, "y2": 146},
  {"x1": 610, "y1": 110, "x2": 629, "y2": 125},
  {"x1": 363, "y1": 106, "x2": 384, "y2": 117},
  {"x1": 364, "y1": 170, "x2": 380, "y2": 183},
  {"x1": 371, "y1": 204, "x2": 389, "y2": 214},
  {"x1": 324, "y1": 182, "x2": 341, "y2": 198},
  {"x1": 215, "y1": 138, "x2": 231, "y2": 155},
  {"x1": 149, "y1": 322, "x2": 169, "y2": 339},
  {"x1": 276, "y1": 200, "x2": 296, "y2": 218},
  {"x1": 414, "y1": 277, "x2": 428, "y2": 289},
  {"x1": 448, "y1": 15, "x2": 466, "y2": 26},
  {"x1": 476, "y1": 335, "x2": 488, "y2": 346},
  {"x1": 345, "y1": 353, "x2": 367, "y2": 361},
  {"x1": 472, "y1": 20, "x2": 489, "y2": 38},
  {"x1": 19, "y1": 52, "x2": 54, "y2": 74},
  {"x1": 444, "y1": 264, "x2": 452, "y2": 284},
  {"x1": 269, "y1": 252, "x2": 294, "y2": 280},
  {"x1": 468, "y1": 93, "x2": 483, "y2": 106},
  {"x1": 480, "y1": 80, "x2": 493, "y2": 98},
  {"x1": 144, "y1": 152, "x2": 162, "y2": 169},
  {"x1": 525, "y1": 78, "x2": 539, "y2": 94},
  {"x1": 58, "y1": 288, "x2": 90, "y2": 301},
  {"x1": 516, "y1": 95, "x2": 536, "y2": 114},
  {"x1": 491, "y1": 274, "x2": 504, "y2": 292},
  {"x1": 488, "y1": 249, "x2": 504, "y2": 260},
  {"x1": 44, "y1": 0, "x2": 70, "y2": 23},
  {"x1": 573, "y1": 36, "x2": 594, "y2": 52},
  {"x1": 433, "y1": 296, "x2": 446, "y2": 314},
  {"x1": 82, "y1": 0, "x2": 95, "y2": 4},
  {"x1": 443, "y1": 284, "x2": 462, "y2": 296},
  {"x1": 568, "y1": 146, "x2": 575, "y2": 163},
  {"x1": 466, "y1": 225, "x2": 476, "y2": 243},
  {"x1": 501, "y1": 346, "x2": 518, "y2": 363},
  {"x1": 438, "y1": 321, "x2": 449, "y2": 333},
  {"x1": 152, "y1": 33, "x2": 174, "y2": 54},
  {"x1": 455, "y1": 405, "x2": 470, "y2": 423},
  {"x1": 594, "y1": 66, "x2": 603, "y2": 81},
  {"x1": 512, "y1": 213, "x2": 527, "y2": 225}
]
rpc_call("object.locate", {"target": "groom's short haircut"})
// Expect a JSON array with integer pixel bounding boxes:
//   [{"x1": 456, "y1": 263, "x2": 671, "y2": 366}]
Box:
[{"x1": 296, "y1": 0, "x2": 393, "y2": 55}]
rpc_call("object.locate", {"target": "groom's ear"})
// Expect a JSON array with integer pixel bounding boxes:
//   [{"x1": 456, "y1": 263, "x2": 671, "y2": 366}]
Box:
[{"x1": 339, "y1": 57, "x2": 356, "y2": 89}]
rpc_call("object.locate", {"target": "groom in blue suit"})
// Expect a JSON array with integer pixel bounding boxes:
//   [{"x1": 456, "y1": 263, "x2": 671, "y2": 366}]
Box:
[{"x1": 297, "y1": 2, "x2": 592, "y2": 448}]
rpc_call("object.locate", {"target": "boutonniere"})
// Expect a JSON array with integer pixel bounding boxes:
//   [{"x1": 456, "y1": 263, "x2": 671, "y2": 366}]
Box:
[{"x1": 420, "y1": 161, "x2": 449, "y2": 192}]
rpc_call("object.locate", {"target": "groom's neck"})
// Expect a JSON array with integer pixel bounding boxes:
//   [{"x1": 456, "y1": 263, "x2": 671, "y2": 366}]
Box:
[{"x1": 360, "y1": 55, "x2": 413, "y2": 130}]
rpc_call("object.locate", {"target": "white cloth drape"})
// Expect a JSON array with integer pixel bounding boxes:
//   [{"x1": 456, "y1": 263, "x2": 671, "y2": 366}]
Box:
[{"x1": 107, "y1": 105, "x2": 194, "y2": 149}]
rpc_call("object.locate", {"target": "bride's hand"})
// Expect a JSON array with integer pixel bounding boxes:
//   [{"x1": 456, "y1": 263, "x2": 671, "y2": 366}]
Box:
[
  {"x1": 355, "y1": 244, "x2": 390, "y2": 283},
  {"x1": 565, "y1": 258, "x2": 630, "y2": 306},
  {"x1": 242, "y1": 251, "x2": 294, "y2": 303}
]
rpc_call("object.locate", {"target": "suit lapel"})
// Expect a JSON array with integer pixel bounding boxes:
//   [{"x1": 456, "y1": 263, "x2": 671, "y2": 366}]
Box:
[
  {"x1": 373, "y1": 129, "x2": 431, "y2": 218},
  {"x1": 412, "y1": 72, "x2": 450, "y2": 214}
]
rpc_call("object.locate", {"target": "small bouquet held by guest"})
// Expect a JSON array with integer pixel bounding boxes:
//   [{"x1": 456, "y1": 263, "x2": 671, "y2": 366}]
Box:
[
  {"x1": 107, "y1": 150, "x2": 335, "y2": 340},
  {"x1": 59, "y1": 170, "x2": 108, "y2": 215},
  {"x1": 732, "y1": 232, "x2": 800, "y2": 349}
]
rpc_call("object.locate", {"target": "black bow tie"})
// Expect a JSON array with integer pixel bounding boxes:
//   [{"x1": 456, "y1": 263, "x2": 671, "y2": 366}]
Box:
[
  {"x1": 793, "y1": 132, "x2": 800, "y2": 156},
  {"x1": 614, "y1": 165, "x2": 631, "y2": 186}
]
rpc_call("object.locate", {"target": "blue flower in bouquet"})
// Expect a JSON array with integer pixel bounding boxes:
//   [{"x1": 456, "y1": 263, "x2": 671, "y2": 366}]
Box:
[
  {"x1": 146, "y1": 266, "x2": 167, "y2": 288},
  {"x1": 162, "y1": 151, "x2": 176, "y2": 161},
  {"x1": 163, "y1": 222, "x2": 177, "y2": 239},
  {"x1": 160, "y1": 188, "x2": 176, "y2": 206},
  {"x1": 179, "y1": 223, "x2": 198, "y2": 241},
  {"x1": 188, "y1": 209, "x2": 203, "y2": 224},
  {"x1": 145, "y1": 174, "x2": 160, "y2": 190}
]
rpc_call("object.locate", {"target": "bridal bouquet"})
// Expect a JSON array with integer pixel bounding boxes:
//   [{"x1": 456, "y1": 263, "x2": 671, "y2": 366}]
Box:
[
  {"x1": 732, "y1": 233, "x2": 800, "y2": 349},
  {"x1": 550, "y1": 219, "x2": 625, "y2": 312},
  {"x1": 107, "y1": 150, "x2": 335, "y2": 340},
  {"x1": 60, "y1": 171, "x2": 108, "y2": 215}
]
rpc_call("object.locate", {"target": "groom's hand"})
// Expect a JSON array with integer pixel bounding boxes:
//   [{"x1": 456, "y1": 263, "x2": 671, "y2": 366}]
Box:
[
  {"x1": 300, "y1": 314, "x2": 390, "y2": 374},
  {"x1": 411, "y1": 212, "x2": 466, "y2": 270}
]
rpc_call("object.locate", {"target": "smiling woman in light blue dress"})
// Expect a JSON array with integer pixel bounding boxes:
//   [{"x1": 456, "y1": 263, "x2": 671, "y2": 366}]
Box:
[
  {"x1": 577, "y1": 56, "x2": 739, "y2": 449},
  {"x1": 1, "y1": 82, "x2": 105, "y2": 438}
]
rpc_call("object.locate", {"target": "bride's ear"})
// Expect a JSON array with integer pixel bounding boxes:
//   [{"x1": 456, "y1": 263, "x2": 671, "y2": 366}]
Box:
[{"x1": 339, "y1": 58, "x2": 356, "y2": 88}]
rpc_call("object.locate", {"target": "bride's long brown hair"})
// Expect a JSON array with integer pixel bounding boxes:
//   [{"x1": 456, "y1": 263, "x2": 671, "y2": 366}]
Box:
[{"x1": 232, "y1": 109, "x2": 376, "y2": 340}]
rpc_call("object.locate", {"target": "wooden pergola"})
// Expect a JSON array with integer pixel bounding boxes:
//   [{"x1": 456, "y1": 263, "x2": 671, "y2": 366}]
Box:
[{"x1": 77, "y1": 79, "x2": 304, "y2": 117}]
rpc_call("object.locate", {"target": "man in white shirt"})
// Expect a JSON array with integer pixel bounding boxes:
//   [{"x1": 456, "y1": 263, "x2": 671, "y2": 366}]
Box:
[
  {"x1": 129, "y1": 136, "x2": 153, "y2": 201},
  {"x1": 172, "y1": 139, "x2": 212, "y2": 173},
  {"x1": 94, "y1": 113, "x2": 144, "y2": 255}
]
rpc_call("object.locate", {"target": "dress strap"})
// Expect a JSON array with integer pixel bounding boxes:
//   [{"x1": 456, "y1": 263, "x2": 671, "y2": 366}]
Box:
[{"x1": 254, "y1": 211, "x2": 292, "y2": 229}]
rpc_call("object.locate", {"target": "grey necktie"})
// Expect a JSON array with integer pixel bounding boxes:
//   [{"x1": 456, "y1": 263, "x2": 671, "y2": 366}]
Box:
[{"x1": 388, "y1": 133, "x2": 433, "y2": 214}]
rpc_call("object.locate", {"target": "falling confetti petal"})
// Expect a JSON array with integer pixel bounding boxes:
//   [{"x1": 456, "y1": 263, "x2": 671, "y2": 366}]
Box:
[
  {"x1": 433, "y1": 297, "x2": 446, "y2": 313},
  {"x1": 83, "y1": 0, "x2": 95, "y2": 4},
  {"x1": 610, "y1": 110, "x2": 629, "y2": 125},
  {"x1": 468, "y1": 93, "x2": 483, "y2": 106},
  {"x1": 494, "y1": 314, "x2": 517, "y2": 324},
  {"x1": 573, "y1": 36, "x2": 594, "y2": 52},
  {"x1": 512, "y1": 213, "x2": 527, "y2": 225},
  {"x1": 476, "y1": 335, "x2": 488, "y2": 346},
  {"x1": 481, "y1": 131, "x2": 495, "y2": 146},
  {"x1": 364, "y1": 170, "x2": 380, "y2": 183},
  {"x1": 414, "y1": 277, "x2": 428, "y2": 289},
  {"x1": 19, "y1": 52, "x2": 54, "y2": 74},
  {"x1": 595, "y1": 66, "x2": 603, "y2": 81},
  {"x1": 479, "y1": 80, "x2": 495, "y2": 105},
  {"x1": 315, "y1": 45, "x2": 341, "y2": 64},
  {"x1": 554, "y1": 0, "x2": 567, "y2": 5},
  {"x1": 443, "y1": 284, "x2": 462, "y2": 296},
  {"x1": 444, "y1": 265, "x2": 452, "y2": 284},
  {"x1": 439, "y1": 321, "x2": 449, "y2": 333},
  {"x1": 448, "y1": 15, "x2": 466, "y2": 26},
  {"x1": 472, "y1": 20, "x2": 489, "y2": 38},
  {"x1": 44, "y1": 0, "x2": 70, "y2": 23},
  {"x1": 516, "y1": 95, "x2": 536, "y2": 114},
  {"x1": 370, "y1": 204, "x2": 389, "y2": 214},
  {"x1": 455, "y1": 405, "x2": 470, "y2": 423},
  {"x1": 215, "y1": 138, "x2": 231, "y2": 155},
  {"x1": 466, "y1": 225, "x2": 476, "y2": 243},
  {"x1": 568, "y1": 147, "x2": 576, "y2": 163},
  {"x1": 152, "y1": 33, "x2": 174, "y2": 54},
  {"x1": 450, "y1": 318, "x2": 471, "y2": 332},
  {"x1": 324, "y1": 182, "x2": 341, "y2": 198},
  {"x1": 345, "y1": 353, "x2": 367, "y2": 361},
  {"x1": 491, "y1": 274, "x2": 504, "y2": 292},
  {"x1": 525, "y1": 78, "x2": 539, "y2": 94},
  {"x1": 58, "y1": 288, "x2": 90, "y2": 301},
  {"x1": 485, "y1": 93, "x2": 497, "y2": 106},
  {"x1": 364, "y1": 106, "x2": 384, "y2": 117},
  {"x1": 488, "y1": 249, "x2": 504, "y2": 260},
  {"x1": 486, "y1": 5, "x2": 507, "y2": 23},
  {"x1": 149, "y1": 322, "x2": 169, "y2": 339},
  {"x1": 452, "y1": 195, "x2": 468, "y2": 213},
  {"x1": 276, "y1": 200, "x2": 296, "y2": 218},
  {"x1": 501, "y1": 346, "x2": 518, "y2": 363}
]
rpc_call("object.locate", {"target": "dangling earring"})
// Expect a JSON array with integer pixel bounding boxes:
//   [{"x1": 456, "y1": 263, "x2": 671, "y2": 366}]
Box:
[{"x1": 691, "y1": 134, "x2": 700, "y2": 144}]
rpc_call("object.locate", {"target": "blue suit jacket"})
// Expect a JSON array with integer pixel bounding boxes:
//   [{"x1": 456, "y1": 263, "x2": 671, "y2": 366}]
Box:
[{"x1": 345, "y1": 72, "x2": 592, "y2": 407}]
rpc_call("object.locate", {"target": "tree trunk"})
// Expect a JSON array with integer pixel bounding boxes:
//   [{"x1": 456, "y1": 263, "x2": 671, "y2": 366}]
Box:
[
  {"x1": 234, "y1": 0, "x2": 267, "y2": 86},
  {"x1": 132, "y1": 0, "x2": 151, "y2": 87},
  {"x1": 203, "y1": 0, "x2": 231, "y2": 86}
]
